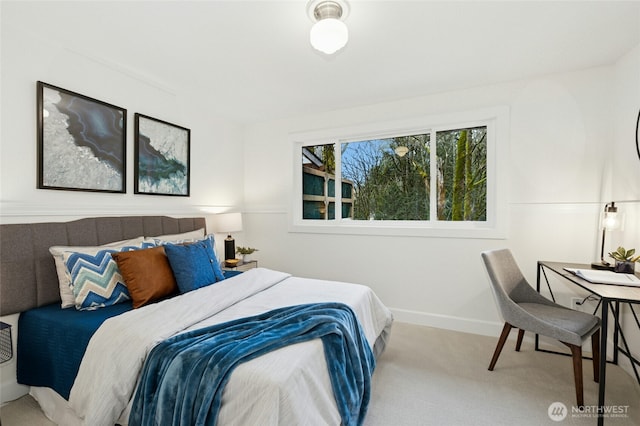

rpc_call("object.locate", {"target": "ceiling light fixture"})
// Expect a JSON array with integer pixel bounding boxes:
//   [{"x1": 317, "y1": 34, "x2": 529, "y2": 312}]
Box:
[{"x1": 307, "y1": 0, "x2": 349, "y2": 55}]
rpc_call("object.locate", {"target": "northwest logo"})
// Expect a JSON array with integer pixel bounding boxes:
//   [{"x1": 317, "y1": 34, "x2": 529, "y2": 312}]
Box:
[{"x1": 548, "y1": 402, "x2": 568, "y2": 421}]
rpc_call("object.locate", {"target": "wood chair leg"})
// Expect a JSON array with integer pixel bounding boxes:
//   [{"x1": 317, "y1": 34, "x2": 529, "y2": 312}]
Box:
[
  {"x1": 591, "y1": 329, "x2": 600, "y2": 383},
  {"x1": 489, "y1": 323, "x2": 513, "y2": 371},
  {"x1": 566, "y1": 343, "x2": 584, "y2": 407},
  {"x1": 515, "y1": 329, "x2": 525, "y2": 352}
]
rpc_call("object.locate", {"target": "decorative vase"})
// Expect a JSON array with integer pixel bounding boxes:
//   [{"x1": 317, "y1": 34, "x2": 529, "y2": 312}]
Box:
[
  {"x1": 614, "y1": 261, "x2": 636, "y2": 274},
  {"x1": 243, "y1": 254, "x2": 252, "y2": 263}
]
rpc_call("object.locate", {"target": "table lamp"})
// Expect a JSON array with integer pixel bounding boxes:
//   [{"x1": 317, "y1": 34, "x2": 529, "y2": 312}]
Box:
[
  {"x1": 591, "y1": 202, "x2": 622, "y2": 270},
  {"x1": 211, "y1": 212, "x2": 243, "y2": 260}
]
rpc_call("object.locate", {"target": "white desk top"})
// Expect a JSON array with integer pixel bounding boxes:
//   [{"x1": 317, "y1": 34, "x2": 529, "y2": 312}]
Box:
[{"x1": 539, "y1": 261, "x2": 640, "y2": 303}]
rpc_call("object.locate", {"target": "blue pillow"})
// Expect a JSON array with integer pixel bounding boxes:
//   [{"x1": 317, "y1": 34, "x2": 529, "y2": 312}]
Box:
[
  {"x1": 64, "y1": 242, "x2": 157, "y2": 311},
  {"x1": 164, "y1": 237, "x2": 225, "y2": 293}
]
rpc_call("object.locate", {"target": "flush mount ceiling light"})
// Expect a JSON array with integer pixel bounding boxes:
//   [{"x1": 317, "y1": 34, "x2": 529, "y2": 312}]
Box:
[{"x1": 307, "y1": 0, "x2": 350, "y2": 54}]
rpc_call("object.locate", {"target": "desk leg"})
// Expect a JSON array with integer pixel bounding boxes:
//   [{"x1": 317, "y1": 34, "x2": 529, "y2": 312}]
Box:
[
  {"x1": 613, "y1": 301, "x2": 620, "y2": 365},
  {"x1": 535, "y1": 263, "x2": 541, "y2": 351},
  {"x1": 598, "y1": 299, "x2": 608, "y2": 426}
]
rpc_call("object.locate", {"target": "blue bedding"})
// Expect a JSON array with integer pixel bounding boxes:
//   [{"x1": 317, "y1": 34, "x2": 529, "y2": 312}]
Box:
[
  {"x1": 129, "y1": 302, "x2": 375, "y2": 426},
  {"x1": 17, "y1": 270, "x2": 243, "y2": 399},
  {"x1": 17, "y1": 301, "x2": 133, "y2": 399}
]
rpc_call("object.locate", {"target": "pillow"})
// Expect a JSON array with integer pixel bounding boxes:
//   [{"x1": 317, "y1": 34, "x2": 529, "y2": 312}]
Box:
[
  {"x1": 111, "y1": 246, "x2": 178, "y2": 308},
  {"x1": 164, "y1": 237, "x2": 225, "y2": 293},
  {"x1": 146, "y1": 228, "x2": 205, "y2": 242},
  {"x1": 63, "y1": 245, "x2": 147, "y2": 311},
  {"x1": 50, "y1": 237, "x2": 145, "y2": 308},
  {"x1": 150, "y1": 233, "x2": 222, "y2": 263}
]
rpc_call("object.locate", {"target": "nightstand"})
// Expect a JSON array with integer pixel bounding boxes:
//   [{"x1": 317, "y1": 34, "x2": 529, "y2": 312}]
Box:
[{"x1": 222, "y1": 260, "x2": 257, "y2": 272}]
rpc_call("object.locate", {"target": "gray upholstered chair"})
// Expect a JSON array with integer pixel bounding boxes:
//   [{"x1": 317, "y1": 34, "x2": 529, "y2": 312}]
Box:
[{"x1": 481, "y1": 249, "x2": 601, "y2": 407}]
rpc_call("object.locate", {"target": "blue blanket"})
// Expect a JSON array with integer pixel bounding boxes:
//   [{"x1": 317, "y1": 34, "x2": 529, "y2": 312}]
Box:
[
  {"x1": 129, "y1": 302, "x2": 375, "y2": 426},
  {"x1": 17, "y1": 301, "x2": 133, "y2": 399}
]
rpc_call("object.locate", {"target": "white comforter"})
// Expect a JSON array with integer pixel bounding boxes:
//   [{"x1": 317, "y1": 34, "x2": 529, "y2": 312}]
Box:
[{"x1": 60, "y1": 268, "x2": 392, "y2": 426}]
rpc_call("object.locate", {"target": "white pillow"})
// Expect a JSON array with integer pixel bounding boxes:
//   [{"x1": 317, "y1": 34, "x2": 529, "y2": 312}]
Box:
[
  {"x1": 145, "y1": 228, "x2": 205, "y2": 242},
  {"x1": 49, "y1": 237, "x2": 145, "y2": 308}
]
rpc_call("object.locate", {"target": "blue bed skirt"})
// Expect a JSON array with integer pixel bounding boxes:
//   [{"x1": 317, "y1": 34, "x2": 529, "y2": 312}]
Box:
[{"x1": 17, "y1": 301, "x2": 132, "y2": 399}]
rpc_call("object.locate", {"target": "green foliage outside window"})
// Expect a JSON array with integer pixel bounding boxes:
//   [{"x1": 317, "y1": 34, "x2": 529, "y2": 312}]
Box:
[
  {"x1": 342, "y1": 135, "x2": 430, "y2": 220},
  {"x1": 436, "y1": 127, "x2": 487, "y2": 221},
  {"x1": 301, "y1": 126, "x2": 487, "y2": 222}
]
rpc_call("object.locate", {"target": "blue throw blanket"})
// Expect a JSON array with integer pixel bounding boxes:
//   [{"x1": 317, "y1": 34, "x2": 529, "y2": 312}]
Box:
[{"x1": 129, "y1": 302, "x2": 375, "y2": 426}]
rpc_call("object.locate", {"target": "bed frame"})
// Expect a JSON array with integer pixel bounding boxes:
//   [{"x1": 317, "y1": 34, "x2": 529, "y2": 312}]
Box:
[{"x1": 0, "y1": 216, "x2": 205, "y2": 315}]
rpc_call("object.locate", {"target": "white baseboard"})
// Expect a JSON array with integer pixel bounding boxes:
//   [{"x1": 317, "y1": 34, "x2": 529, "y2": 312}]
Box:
[{"x1": 390, "y1": 307, "x2": 504, "y2": 337}]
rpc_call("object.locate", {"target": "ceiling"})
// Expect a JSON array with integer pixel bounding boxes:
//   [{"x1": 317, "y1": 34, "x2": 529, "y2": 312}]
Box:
[{"x1": 4, "y1": 1, "x2": 640, "y2": 125}]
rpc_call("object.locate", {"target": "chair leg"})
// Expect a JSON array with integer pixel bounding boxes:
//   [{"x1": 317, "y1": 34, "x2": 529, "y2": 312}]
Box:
[
  {"x1": 591, "y1": 329, "x2": 600, "y2": 383},
  {"x1": 515, "y1": 329, "x2": 525, "y2": 352},
  {"x1": 488, "y1": 323, "x2": 513, "y2": 371},
  {"x1": 566, "y1": 343, "x2": 584, "y2": 407}
]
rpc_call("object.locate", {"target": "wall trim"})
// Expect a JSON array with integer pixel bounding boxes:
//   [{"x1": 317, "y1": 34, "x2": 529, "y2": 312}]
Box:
[
  {"x1": 390, "y1": 307, "x2": 503, "y2": 337},
  {"x1": 0, "y1": 202, "x2": 229, "y2": 221}
]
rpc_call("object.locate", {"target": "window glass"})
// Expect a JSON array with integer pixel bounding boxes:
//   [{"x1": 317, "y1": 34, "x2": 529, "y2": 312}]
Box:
[
  {"x1": 435, "y1": 127, "x2": 487, "y2": 221},
  {"x1": 341, "y1": 134, "x2": 430, "y2": 220},
  {"x1": 301, "y1": 128, "x2": 488, "y2": 223},
  {"x1": 302, "y1": 144, "x2": 336, "y2": 220}
]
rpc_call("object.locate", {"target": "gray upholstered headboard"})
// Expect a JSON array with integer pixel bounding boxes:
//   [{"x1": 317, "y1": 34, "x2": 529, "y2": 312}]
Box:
[{"x1": 0, "y1": 216, "x2": 206, "y2": 315}]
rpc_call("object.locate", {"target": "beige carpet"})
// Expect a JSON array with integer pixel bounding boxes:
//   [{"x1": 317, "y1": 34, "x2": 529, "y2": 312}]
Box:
[
  {"x1": 2, "y1": 322, "x2": 639, "y2": 425},
  {"x1": 366, "y1": 323, "x2": 640, "y2": 426}
]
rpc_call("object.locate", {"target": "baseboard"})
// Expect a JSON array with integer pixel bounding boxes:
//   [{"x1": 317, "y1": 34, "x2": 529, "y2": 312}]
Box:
[
  {"x1": 389, "y1": 307, "x2": 504, "y2": 337},
  {"x1": 390, "y1": 307, "x2": 617, "y2": 353}
]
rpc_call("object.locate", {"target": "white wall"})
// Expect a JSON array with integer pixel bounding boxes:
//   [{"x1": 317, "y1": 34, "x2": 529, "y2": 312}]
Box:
[
  {"x1": 0, "y1": 20, "x2": 246, "y2": 222},
  {"x1": 611, "y1": 44, "x2": 640, "y2": 376},
  {"x1": 242, "y1": 46, "x2": 640, "y2": 359}
]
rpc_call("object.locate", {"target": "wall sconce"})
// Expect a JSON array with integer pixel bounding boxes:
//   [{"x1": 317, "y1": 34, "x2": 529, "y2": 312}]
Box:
[
  {"x1": 307, "y1": 0, "x2": 349, "y2": 54},
  {"x1": 211, "y1": 212, "x2": 243, "y2": 260},
  {"x1": 591, "y1": 202, "x2": 623, "y2": 270}
]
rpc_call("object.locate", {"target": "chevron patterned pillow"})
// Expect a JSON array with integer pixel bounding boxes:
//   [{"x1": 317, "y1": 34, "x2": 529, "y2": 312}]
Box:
[{"x1": 64, "y1": 244, "x2": 153, "y2": 311}]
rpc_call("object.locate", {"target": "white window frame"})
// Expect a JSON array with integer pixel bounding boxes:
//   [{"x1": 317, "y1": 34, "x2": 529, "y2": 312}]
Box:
[{"x1": 290, "y1": 106, "x2": 509, "y2": 239}]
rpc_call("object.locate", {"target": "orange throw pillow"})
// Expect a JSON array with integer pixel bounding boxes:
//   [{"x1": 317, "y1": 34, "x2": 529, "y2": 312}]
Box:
[{"x1": 112, "y1": 246, "x2": 177, "y2": 308}]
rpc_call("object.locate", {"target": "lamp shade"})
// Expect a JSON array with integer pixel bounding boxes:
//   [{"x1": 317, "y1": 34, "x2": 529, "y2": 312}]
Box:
[
  {"x1": 307, "y1": 0, "x2": 349, "y2": 55},
  {"x1": 310, "y1": 18, "x2": 348, "y2": 54},
  {"x1": 591, "y1": 201, "x2": 624, "y2": 270},
  {"x1": 211, "y1": 212, "x2": 243, "y2": 234}
]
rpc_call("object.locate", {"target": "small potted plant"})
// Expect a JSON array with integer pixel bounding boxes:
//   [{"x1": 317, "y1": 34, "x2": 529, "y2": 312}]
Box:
[
  {"x1": 608, "y1": 247, "x2": 640, "y2": 274},
  {"x1": 236, "y1": 246, "x2": 259, "y2": 262}
]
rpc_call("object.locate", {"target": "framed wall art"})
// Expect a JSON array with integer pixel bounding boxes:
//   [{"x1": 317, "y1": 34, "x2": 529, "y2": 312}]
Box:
[
  {"x1": 37, "y1": 81, "x2": 127, "y2": 192},
  {"x1": 134, "y1": 113, "x2": 190, "y2": 196}
]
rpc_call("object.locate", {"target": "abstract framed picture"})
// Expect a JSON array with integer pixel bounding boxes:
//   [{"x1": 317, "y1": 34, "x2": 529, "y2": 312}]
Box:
[
  {"x1": 134, "y1": 113, "x2": 190, "y2": 196},
  {"x1": 37, "y1": 81, "x2": 126, "y2": 193}
]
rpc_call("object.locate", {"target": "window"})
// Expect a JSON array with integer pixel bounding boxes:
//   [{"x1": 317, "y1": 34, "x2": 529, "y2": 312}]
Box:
[
  {"x1": 302, "y1": 144, "x2": 354, "y2": 220},
  {"x1": 292, "y1": 107, "x2": 508, "y2": 238}
]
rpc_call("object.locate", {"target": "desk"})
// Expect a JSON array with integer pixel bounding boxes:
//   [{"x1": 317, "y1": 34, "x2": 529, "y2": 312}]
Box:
[{"x1": 537, "y1": 261, "x2": 640, "y2": 426}]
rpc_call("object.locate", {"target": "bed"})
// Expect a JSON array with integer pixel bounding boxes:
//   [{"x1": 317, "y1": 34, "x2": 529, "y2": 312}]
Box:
[{"x1": 0, "y1": 216, "x2": 393, "y2": 425}]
